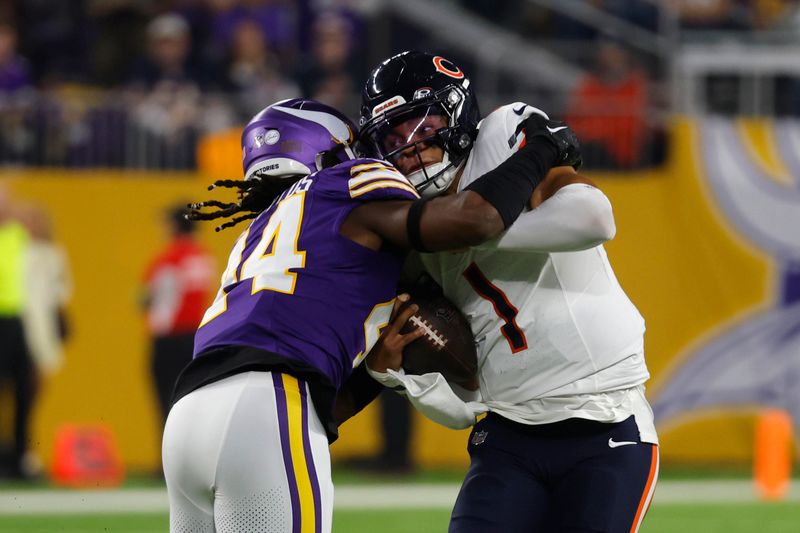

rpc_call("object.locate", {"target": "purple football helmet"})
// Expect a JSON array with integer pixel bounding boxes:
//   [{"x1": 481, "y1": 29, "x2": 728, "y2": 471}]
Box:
[{"x1": 241, "y1": 98, "x2": 358, "y2": 181}]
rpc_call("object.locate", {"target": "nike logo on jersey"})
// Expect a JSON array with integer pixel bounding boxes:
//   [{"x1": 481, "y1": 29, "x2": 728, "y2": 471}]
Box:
[
  {"x1": 547, "y1": 125, "x2": 568, "y2": 134},
  {"x1": 512, "y1": 105, "x2": 527, "y2": 116},
  {"x1": 608, "y1": 438, "x2": 637, "y2": 448}
]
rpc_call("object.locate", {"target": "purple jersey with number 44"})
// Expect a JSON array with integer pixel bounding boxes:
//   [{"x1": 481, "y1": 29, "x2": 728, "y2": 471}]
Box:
[{"x1": 194, "y1": 158, "x2": 419, "y2": 389}]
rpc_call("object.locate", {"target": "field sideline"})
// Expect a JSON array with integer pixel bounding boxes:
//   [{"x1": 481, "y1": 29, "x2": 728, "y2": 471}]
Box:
[
  {"x1": 1, "y1": 480, "x2": 798, "y2": 515},
  {"x1": 1, "y1": 480, "x2": 799, "y2": 532}
]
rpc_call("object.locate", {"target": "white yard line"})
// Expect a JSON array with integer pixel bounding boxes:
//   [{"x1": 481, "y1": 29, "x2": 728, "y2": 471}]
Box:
[{"x1": 0, "y1": 480, "x2": 798, "y2": 515}]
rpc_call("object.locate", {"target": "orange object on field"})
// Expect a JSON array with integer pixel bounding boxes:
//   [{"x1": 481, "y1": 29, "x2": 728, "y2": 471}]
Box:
[
  {"x1": 51, "y1": 423, "x2": 125, "y2": 487},
  {"x1": 753, "y1": 409, "x2": 793, "y2": 500}
]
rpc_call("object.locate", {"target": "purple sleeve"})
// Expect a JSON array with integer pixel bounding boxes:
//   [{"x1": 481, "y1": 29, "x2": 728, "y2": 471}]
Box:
[{"x1": 347, "y1": 160, "x2": 420, "y2": 203}]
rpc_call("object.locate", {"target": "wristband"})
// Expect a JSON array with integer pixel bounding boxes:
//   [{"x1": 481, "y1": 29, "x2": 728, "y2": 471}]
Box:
[
  {"x1": 406, "y1": 198, "x2": 432, "y2": 252},
  {"x1": 465, "y1": 137, "x2": 558, "y2": 228}
]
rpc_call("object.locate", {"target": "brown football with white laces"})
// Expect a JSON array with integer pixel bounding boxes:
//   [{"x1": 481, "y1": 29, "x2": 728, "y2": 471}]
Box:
[{"x1": 399, "y1": 290, "x2": 478, "y2": 391}]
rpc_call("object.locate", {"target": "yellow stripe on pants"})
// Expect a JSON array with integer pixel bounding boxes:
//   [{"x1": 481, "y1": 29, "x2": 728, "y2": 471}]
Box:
[{"x1": 282, "y1": 374, "x2": 317, "y2": 533}]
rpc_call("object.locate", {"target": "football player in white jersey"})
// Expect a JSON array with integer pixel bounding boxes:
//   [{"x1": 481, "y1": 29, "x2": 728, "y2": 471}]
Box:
[{"x1": 360, "y1": 51, "x2": 659, "y2": 532}]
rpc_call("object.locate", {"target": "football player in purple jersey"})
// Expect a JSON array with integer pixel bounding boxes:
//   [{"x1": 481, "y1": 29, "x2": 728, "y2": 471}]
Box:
[
  {"x1": 359, "y1": 52, "x2": 658, "y2": 533},
  {"x1": 161, "y1": 98, "x2": 578, "y2": 533}
]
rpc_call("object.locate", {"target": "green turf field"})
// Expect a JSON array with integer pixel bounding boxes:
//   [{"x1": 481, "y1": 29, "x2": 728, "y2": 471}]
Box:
[
  {"x1": 1, "y1": 470, "x2": 798, "y2": 532},
  {"x1": 0, "y1": 503, "x2": 799, "y2": 532}
]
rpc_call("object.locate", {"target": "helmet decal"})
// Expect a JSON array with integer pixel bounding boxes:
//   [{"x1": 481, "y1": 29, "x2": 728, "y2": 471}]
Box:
[
  {"x1": 432, "y1": 56, "x2": 464, "y2": 79},
  {"x1": 413, "y1": 87, "x2": 433, "y2": 100},
  {"x1": 263, "y1": 129, "x2": 280, "y2": 145},
  {"x1": 372, "y1": 95, "x2": 407, "y2": 118},
  {"x1": 272, "y1": 104, "x2": 352, "y2": 144}
]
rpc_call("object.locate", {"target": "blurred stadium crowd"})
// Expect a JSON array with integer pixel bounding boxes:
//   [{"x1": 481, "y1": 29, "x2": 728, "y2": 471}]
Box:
[{"x1": 1, "y1": 0, "x2": 799, "y2": 169}]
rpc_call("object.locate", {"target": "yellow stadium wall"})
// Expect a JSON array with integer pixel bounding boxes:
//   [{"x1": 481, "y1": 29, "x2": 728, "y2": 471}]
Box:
[{"x1": 0, "y1": 117, "x2": 776, "y2": 473}]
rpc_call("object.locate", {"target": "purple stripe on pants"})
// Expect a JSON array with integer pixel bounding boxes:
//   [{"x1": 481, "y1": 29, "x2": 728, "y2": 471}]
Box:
[
  {"x1": 299, "y1": 381, "x2": 322, "y2": 533},
  {"x1": 272, "y1": 373, "x2": 301, "y2": 533}
]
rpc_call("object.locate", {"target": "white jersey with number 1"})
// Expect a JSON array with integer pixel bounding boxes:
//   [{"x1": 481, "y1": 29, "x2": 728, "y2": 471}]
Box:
[{"x1": 420, "y1": 103, "x2": 657, "y2": 443}]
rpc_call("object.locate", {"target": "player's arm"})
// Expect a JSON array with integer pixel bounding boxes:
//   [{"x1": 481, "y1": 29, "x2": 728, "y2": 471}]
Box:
[
  {"x1": 344, "y1": 124, "x2": 579, "y2": 252},
  {"x1": 349, "y1": 190, "x2": 507, "y2": 252},
  {"x1": 477, "y1": 165, "x2": 616, "y2": 252},
  {"x1": 532, "y1": 165, "x2": 594, "y2": 208},
  {"x1": 342, "y1": 190, "x2": 507, "y2": 252},
  {"x1": 333, "y1": 364, "x2": 380, "y2": 425},
  {"x1": 334, "y1": 295, "x2": 424, "y2": 425}
]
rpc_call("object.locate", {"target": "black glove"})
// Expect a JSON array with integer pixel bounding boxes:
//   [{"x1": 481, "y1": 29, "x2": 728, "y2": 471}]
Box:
[{"x1": 522, "y1": 114, "x2": 582, "y2": 170}]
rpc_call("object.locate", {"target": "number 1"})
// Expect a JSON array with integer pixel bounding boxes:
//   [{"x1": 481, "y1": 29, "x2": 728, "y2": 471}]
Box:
[{"x1": 463, "y1": 262, "x2": 527, "y2": 353}]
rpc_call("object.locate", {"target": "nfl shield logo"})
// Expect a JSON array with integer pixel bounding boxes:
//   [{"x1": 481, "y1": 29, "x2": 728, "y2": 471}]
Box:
[{"x1": 471, "y1": 430, "x2": 488, "y2": 446}]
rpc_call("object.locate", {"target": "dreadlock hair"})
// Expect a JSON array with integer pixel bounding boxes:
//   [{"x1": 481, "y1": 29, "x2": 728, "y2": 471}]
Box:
[{"x1": 186, "y1": 172, "x2": 303, "y2": 232}]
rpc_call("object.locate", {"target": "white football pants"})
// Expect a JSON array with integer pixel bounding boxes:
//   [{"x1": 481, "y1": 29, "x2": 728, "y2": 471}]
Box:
[{"x1": 162, "y1": 371, "x2": 333, "y2": 533}]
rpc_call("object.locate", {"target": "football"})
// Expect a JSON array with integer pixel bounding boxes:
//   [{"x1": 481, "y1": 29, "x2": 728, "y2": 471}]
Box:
[{"x1": 399, "y1": 287, "x2": 479, "y2": 391}]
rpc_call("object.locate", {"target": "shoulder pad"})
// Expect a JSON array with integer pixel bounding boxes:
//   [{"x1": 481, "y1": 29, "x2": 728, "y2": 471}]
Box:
[
  {"x1": 347, "y1": 160, "x2": 419, "y2": 202},
  {"x1": 480, "y1": 103, "x2": 551, "y2": 151}
]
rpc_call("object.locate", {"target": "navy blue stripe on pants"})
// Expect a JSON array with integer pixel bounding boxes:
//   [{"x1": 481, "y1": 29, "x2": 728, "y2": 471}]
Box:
[{"x1": 449, "y1": 413, "x2": 658, "y2": 533}]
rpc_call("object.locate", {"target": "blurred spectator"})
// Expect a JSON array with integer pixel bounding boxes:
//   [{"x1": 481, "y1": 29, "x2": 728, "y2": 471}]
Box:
[
  {"x1": 0, "y1": 21, "x2": 35, "y2": 164},
  {"x1": 459, "y1": 0, "x2": 659, "y2": 42},
  {"x1": 18, "y1": 203, "x2": 72, "y2": 479},
  {"x1": 141, "y1": 204, "x2": 215, "y2": 457},
  {"x1": 222, "y1": 18, "x2": 300, "y2": 120},
  {"x1": 128, "y1": 13, "x2": 210, "y2": 168},
  {"x1": 0, "y1": 184, "x2": 34, "y2": 479},
  {"x1": 20, "y1": 204, "x2": 72, "y2": 378},
  {"x1": 14, "y1": 0, "x2": 91, "y2": 84},
  {"x1": 128, "y1": 12, "x2": 207, "y2": 90},
  {"x1": 565, "y1": 40, "x2": 654, "y2": 169},
  {"x1": 86, "y1": 0, "x2": 156, "y2": 86},
  {"x1": 305, "y1": 0, "x2": 366, "y2": 57},
  {"x1": 130, "y1": 81, "x2": 202, "y2": 168},
  {"x1": 240, "y1": 0, "x2": 297, "y2": 61},
  {"x1": 202, "y1": 0, "x2": 297, "y2": 67},
  {"x1": 296, "y1": 12, "x2": 361, "y2": 118},
  {"x1": 0, "y1": 22, "x2": 32, "y2": 94},
  {"x1": 52, "y1": 85, "x2": 130, "y2": 168}
]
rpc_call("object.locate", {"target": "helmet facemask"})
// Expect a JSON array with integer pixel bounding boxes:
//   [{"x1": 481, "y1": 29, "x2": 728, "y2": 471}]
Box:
[{"x1": 360, "y1": 86, "x2": 474, "y2": 198}]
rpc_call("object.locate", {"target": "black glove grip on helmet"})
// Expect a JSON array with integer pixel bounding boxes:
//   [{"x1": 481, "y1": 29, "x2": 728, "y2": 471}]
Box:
[{"x1": 523, "y1": 114, "x2": 583, "y2": 170}]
